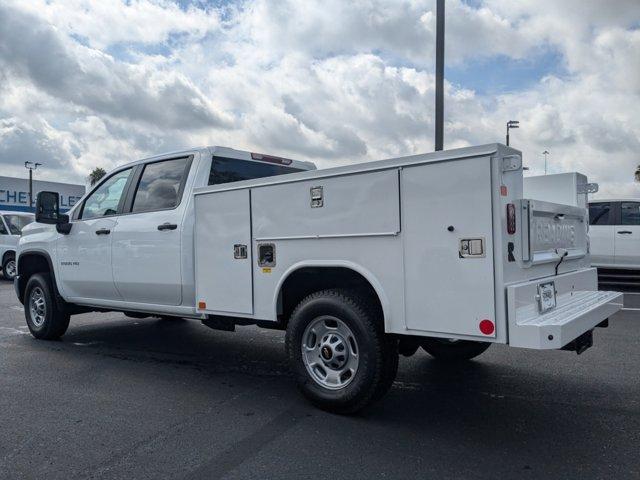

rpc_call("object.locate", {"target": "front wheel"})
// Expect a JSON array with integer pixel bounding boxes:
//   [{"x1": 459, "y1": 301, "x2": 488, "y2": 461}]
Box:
[
  {"x1": 420, "y1": 337, "x2": 491, "y2": 361},
  {"x1": 24, "y1": 273, "x2": 70, "y2": 340},
  {"x1": 2, "y1": 255, "x2": 16, "y2": 281},
  {"x1": 285, "y1": 289, "x2": 398, "y2": 414}
]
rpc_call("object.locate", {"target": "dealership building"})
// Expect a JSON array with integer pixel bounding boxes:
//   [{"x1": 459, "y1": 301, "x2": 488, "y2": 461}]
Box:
[{"x1": 0, "y1": 175, "x2": 86, "y2": 213}]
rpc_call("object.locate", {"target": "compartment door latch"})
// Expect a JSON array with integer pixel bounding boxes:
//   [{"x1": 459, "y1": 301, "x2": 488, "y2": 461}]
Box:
[{"x1": 459, "y1": 238, "x2": 485, "y2": 258}]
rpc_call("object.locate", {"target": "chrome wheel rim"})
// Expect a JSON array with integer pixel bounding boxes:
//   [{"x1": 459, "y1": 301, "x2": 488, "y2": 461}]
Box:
[
  {"x1": 4, "y1": 260, "x2": 16, "y2": 279},
  {"x1": 302, "y1": 316, "x2": 359, "y2": 390},
  {"x1": 29, "y1": 287, "x2": 46, "y2": 328}
]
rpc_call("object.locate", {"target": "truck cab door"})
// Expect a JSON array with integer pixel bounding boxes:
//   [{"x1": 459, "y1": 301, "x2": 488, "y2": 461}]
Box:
[
  {"x1": 57, "y1": 168, "x2": 134, "y2": 301},
  {"x1": 614, "y1": 201, "x2": 640, "y2": 268},
  {"x1": 111, "y1": 156, "x2": 193, "y2": 306},
  {"x1": 588, "y1": 202, "x2": 615, "y2": 267}
]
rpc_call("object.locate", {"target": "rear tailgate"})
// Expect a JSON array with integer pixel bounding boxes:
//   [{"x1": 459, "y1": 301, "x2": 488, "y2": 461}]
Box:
[{"x1": 521, "y1": 199, "x2": 587, "y2": 265}]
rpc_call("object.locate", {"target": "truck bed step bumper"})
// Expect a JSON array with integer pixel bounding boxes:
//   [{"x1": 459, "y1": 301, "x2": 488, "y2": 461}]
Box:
[{"x1": 507, "y1": 269, "x2": 623, "y2": 349}]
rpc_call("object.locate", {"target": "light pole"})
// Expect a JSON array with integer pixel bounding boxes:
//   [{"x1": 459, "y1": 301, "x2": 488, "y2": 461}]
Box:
[
  {"x1": 542, "y1": 150, "x2": 549, "y2": 175},
  {"x1": 506, "y1": 120, "x2": 519, "y2": 146},
  {"x1": 24, "y1": 162, "x2": 42, "y2": 210},
  {"x1": 434, "y1": 0, "x2": 445, "y2": 151}
]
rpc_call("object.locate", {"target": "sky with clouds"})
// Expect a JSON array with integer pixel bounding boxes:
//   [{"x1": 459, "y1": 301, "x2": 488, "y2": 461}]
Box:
[{"x1": 0, "y1": 0, "x2": 638, "y2": 197}]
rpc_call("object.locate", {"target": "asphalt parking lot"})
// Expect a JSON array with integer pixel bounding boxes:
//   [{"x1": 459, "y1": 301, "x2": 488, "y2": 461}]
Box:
[{"x1": 1, "y1": 281, "x2": 639, "y2": 480}]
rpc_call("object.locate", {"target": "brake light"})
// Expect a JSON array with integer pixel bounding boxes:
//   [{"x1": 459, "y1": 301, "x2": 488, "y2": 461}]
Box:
[
  {"x1": 507, "y1": 203, "x2": 516, "y2": 235},
  {"x1": 251, "y1": 152, "x2": 293, "y2": 165}
]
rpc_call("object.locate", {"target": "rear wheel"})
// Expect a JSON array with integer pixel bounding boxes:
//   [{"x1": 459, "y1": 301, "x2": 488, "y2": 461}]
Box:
[
  {"x1": 420, "y1": 337, "x2": 491, "y2": 361},
  {"x1": 2, "y1": 255, "x2": 16, "y2": 281},
  {"x1": 286, "y1": 289, "x2": 398, "y2": 414},
  {"x1": 24, "y1": 273, "x2": 70, "y2": 340}
]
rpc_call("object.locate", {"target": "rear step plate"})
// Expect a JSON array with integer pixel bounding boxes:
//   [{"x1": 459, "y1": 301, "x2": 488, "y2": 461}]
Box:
[{"x1": 507, "y1": 269, "x2": 623, "y2": 349}]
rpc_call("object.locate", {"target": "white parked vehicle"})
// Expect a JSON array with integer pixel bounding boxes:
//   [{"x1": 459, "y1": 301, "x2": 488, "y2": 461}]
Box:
[
  {"x1": 15, "y1": 144, "x2": 622, "y2": 413},
  {"x1": 588, "y1": 199, "x2": 640, "y2": 268},
  {"x1": 1, "y1": 211, "x2": 34, "y2": 281},
  {"x1": 588, "y1": 199, "x2": 640, "y2": 291}
]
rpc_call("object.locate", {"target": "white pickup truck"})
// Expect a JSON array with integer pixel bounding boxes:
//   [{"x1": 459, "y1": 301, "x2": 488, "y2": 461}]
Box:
[
  {"x1": 16, "y1": 144, "x2": 623, "y2": 413},
  {"x1": 1, "y1": 211, "x2": 34, "y2": 281}
]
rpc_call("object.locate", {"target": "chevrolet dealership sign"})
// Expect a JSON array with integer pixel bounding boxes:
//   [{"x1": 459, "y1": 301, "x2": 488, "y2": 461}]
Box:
[{"x1": 0, "y1": 175, "x2": 85, "y2": 213}]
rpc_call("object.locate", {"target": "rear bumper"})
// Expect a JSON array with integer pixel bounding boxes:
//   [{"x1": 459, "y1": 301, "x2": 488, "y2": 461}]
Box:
[{"x1": 506, "y1": 268, "x2": 623, "y2": 349}]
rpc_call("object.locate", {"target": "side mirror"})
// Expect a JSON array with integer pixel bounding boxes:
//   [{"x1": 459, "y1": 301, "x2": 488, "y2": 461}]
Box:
[
  {"x1": 35, "y1": 191, "x2": 72, "y2": 234},
  {"x1": 35, "y1": 191, "x2": 61, "y2": 224}
]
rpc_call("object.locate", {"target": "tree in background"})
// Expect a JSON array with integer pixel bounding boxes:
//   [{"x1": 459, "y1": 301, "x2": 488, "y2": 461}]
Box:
[
  {"x1": 88, "y1": 167, "x2": 107, "y2": 186},
  {"x1": 635, "y1": 165, "x2": 640, "y2": 182}
]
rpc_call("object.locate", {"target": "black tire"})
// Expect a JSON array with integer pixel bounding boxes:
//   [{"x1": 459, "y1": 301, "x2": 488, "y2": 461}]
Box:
[
  {"x1": 24, "y1": 273, "x2": 70, "y2": 340},
  {"x1": 2, "y1": 254, "x2": 16, "y2": 281},
  {"x1": 420, "y1": 338, "x2": 491, "y2": 361},
  {"x1": 285, "y1": 289, "x2": 398, "y2": 414}
]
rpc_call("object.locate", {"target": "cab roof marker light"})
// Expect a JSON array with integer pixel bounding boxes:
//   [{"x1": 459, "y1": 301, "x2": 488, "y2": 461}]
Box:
[{"x1": 251, "y1": 152, "x2": 293, "y2": 166}]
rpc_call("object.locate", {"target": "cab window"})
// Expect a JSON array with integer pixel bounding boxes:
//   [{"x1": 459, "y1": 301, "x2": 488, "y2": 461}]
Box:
[
  {"x1": 620, "y1": 202, "x2": 640, "y2": 226},
  {"x1": 589, "y1": 203, "x2": 612, "y2": 226},
  {"x1": 0, "y1": 218, "x2": 7, "y2": 235},
  {"x1": 208, "y1": 157, "x2": 302, "y2": 185},
  {"x1": 81, "y1": 168, "x2": 133, "y2": 220},
  {"x1": 131, "y1": 157, "x2": 190, "y2": 213}
]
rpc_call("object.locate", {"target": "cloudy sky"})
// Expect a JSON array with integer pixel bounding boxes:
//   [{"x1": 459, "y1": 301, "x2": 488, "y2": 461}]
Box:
[{"x1": 0, "y1": 0, "x2": 638, "y2": 196}]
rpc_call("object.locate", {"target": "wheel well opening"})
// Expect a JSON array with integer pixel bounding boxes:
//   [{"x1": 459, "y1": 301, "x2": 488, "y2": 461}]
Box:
[
  {"x1": 16, "y1": 254, "x2": 51, "y2": 303},
  {"x1": 2, "y1": 250, "x2": 15, "y2": 264},
  {"x1": 278, "y1": 267, "x2": 383, "y2": 327}
]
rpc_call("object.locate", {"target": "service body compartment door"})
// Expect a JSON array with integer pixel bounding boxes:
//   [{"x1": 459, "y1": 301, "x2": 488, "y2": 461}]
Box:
[
  {"x1": 402, "y1": 157, "x2": 495, "y2": 337},
  {"x1": 195, "y1": 190, "x2": 253, "y2": 315}
]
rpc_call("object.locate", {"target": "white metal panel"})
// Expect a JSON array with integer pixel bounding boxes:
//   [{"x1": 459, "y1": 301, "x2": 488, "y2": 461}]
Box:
[
  {"x1": 251, "y1": 170, "x2": 399, "y2": 240},
  {"x1": 111, "y1": 209, "x2": 183, "y2": 305},
  {"x1": 589, "y1": 225, "x2": 615, "y2": 266},
  {"x1": 523, "y1": 173, "x2": 590, "y2": 208},
  {"x1": 195, "y1": 189, "x2": 253, "y2": 314},
  {"x1": 402, "y1": 157, "x2": 496, "y2": 338},
  {"x1": 57, "y1": 217, "x2": 120, "y2": 301}
]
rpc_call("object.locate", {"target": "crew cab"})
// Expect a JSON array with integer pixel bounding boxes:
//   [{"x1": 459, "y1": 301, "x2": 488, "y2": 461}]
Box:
[
  {"x1": 15, "y1": 144, "x2": 623, "y2": 413},
  {"x1": 1, "y1": 211, "x2": 34, "y2": 281}
]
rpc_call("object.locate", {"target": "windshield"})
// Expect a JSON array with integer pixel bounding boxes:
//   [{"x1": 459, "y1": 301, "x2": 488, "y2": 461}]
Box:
[{"x1": 3, "y1": 214, "x2": 34, "y2": 235}]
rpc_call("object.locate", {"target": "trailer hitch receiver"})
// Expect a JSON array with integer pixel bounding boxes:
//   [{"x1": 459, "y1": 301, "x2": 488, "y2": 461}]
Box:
[{"x1": 561, "y1": 330, "x2": 593, "y2": 355}]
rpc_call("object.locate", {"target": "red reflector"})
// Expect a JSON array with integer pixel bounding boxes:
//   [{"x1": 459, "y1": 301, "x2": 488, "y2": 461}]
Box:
[
  {"x1": 500, "y1": 185, "x2": 507, "y2": 196},
  {"x1": 198, "y1": 301, "x2": 206, "y2": 310},
  {"x1": 251, "y1": 152, "x2": 293, "y2": 165},
  {"x1": 479, "y1": 319, "x2": 495, "y2": 335},
  {"x1": 507, "y1": 203, "x2": 516, "y2": 235}
]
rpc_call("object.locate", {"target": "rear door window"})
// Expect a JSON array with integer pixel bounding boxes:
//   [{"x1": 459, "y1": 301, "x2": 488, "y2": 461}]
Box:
[
  {"x1": 208, "y1": 157, "x2": 302, "y2": 185},
  {"x1": 619, "y1": 202, "x2": 640, "y2": 225},
  {"x1": 589, "y1": 203, "x2": 612, "y2": 226},
  {"x1": 131, "y1": 157, "x2": 190, "y2": 213}
]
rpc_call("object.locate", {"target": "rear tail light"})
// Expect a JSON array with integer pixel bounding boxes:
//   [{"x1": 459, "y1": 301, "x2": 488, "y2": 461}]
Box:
[{"x1": 507, "y1": 203, "x2": 516, "y2": 234}]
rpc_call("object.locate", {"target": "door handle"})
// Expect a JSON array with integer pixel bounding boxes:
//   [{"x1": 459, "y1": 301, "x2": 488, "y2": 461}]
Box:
[
  {"x1": 617, "y1": 230, "x2": 632, "y2": 234},
  {"x1": 95, "y1": 228, "x2": 111, "y2": 235},
  {"x1": 157, "y1": 223, "x2": 178, "y2": 231}
]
